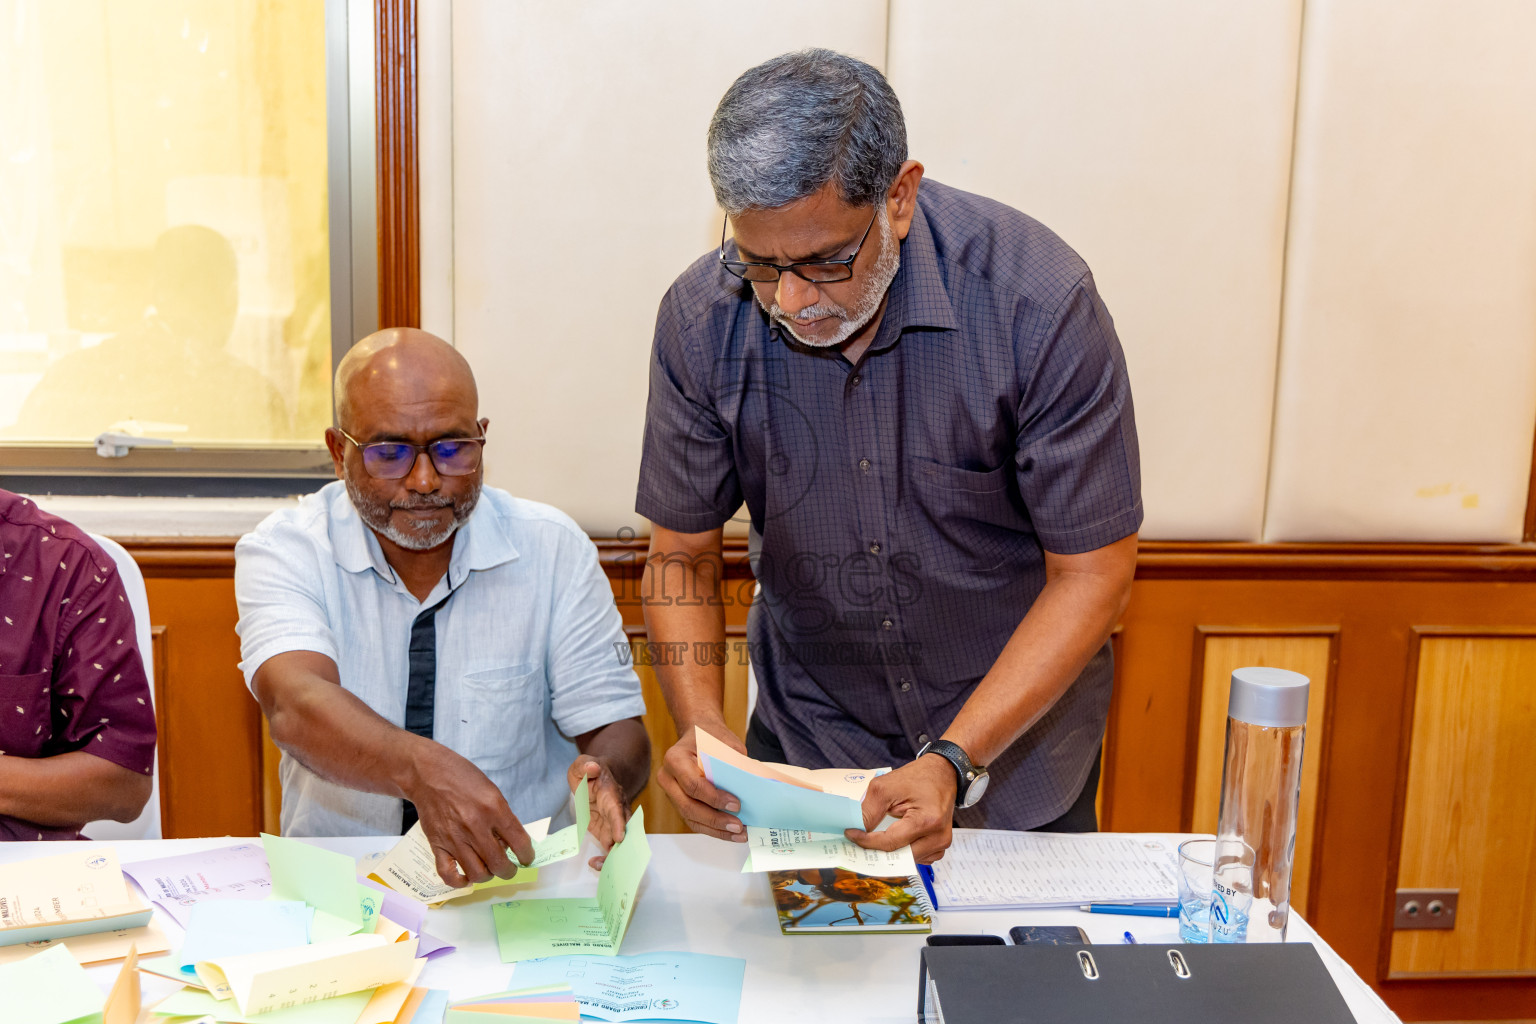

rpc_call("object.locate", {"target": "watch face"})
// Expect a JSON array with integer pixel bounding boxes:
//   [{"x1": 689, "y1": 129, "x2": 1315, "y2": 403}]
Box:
[{"x1": 961, "y1": 771, "x2": 989, "y2": 808}]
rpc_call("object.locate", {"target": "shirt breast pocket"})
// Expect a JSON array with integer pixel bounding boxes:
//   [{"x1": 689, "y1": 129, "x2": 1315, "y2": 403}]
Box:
[
  {"x1": 0, "y1": 670, "x2": 53, "y2": 757},
  {"x1": 454, "y1": 664, "x2": 546, "y2": 774},
  {"x1": 911, "y1": 459, "x2": 1033, "y2": 575}
]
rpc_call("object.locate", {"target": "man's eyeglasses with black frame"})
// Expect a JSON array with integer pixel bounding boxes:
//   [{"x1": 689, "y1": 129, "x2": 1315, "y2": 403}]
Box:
[
  {"x1": 338, "y1": 429, "x2": 487, "y2": 479},
  {"x1": 719, "y1": 207, "x2": 880, "y2": 283}
]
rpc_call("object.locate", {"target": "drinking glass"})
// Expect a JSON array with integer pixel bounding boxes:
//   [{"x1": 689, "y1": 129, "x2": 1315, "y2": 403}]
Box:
[{"x1": 1178, "y1": 838, "x2": 1216, "y2": 943}]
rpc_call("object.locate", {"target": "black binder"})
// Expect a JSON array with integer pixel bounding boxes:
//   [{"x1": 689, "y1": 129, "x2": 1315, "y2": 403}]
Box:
[{"x1": 919, "y1": 942, "x2": 1358, "y2": 1024}]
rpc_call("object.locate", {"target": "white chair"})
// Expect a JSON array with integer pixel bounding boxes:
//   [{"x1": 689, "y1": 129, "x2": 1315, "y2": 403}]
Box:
[{"x1": 81, "y1": 533, "x2": 162, "y2": 841}]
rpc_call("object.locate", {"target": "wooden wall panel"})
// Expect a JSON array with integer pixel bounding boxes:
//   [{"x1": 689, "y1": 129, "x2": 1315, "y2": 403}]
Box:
[
  {"x1": 1185, "y1": 631, "x2": 1335, "y2": 916},
  {"x1": 140, "y1": 575, "x2": 262, "y2": 839},
  {"x1": 1389, "y1": 633, "x2": 1536, "y2": 978}
]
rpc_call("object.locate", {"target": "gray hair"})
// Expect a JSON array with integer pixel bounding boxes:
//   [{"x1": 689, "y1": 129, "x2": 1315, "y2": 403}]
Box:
[{"x1": 707, "y1": 49, "x2": 907, "y2": 215}]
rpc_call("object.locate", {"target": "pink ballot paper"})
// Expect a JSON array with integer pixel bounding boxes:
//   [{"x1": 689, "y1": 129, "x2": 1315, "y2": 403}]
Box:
[
  {"x1": 693, "y1": 727, "x2": 884, "y2": 834},
  {"x1": 121, "y1": 843, "x2": 271, "y2": 929}
]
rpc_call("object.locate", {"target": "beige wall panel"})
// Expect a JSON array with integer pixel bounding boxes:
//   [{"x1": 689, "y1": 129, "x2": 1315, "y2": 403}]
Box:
[
  {"x1": 1392, "y1": 635, "x2": 1536, "y2": 976},
  {"x1": 1265, "y1": 0, "x2": 1536, "y2": 542},
  {"x1": 418, "y1": 0, "x2": 455, "y2": 342},
  {"x1": 1190, "y1": 634, "x2": 1333, "y2": 917},
  {"x1": 448, "y1": 2, "x2": 887, "y2": 533},
  {"x1": 887, "y1": 0, "x2": 1303, "y2": 541}
]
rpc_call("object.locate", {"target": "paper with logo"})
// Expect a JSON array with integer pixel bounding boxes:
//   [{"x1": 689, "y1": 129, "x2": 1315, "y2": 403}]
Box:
[
  {"x1": 121, "y1": 842, "x2": 271, "y2": 928},
  {"x1": 261, "y1": 833, "x2": 364, "y2": 943},
  {"x1": 179, "y1": 899, "x2": 314, "y2": 976},
  {"x1": 0, "y1": 847, "x2": 152, "y2": 947},
  {"x1": 0, "y1": 943, "x2": 105, "y2": 1024},
  {"x1": 0, "y1": 918, "x2": 169, "y2": 965},
  {"x1": 369, "y1": 778, "x2": 588, "y2": 904},
  {"x1": 491, "y1": 806, "x2": 651, "y2": 962},
  {"x1": 447, "y1": 983, "x2": 579, "y2": 1022},
  {"x1": 357, "y1": 876, "x2": 456, "y2": 959},
  {"x1": 510, "y1": 951, "x2": 746, "y2": 1024},
  {"x1": 693, "y1": 727, "x2": 879, "y2": 834},
  {"x1": 740, "y1": 826, "x2": 917, "y2": 876},
  {"x1": 151, "y1": 984, "x2": 375, "y2": 1024},
  {"x1": 193, "y1": 931, "x2": 420, "y2": 1015}
]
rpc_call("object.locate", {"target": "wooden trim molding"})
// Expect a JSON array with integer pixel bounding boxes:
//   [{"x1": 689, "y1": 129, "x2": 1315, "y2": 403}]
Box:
[
  {"x1": 1525, "y1": 412, "x2": 1536, "y2": 543},
  {"x1": 375, "y1": 0, "x2": 420, "y2": 329},
  {"x1": 116, "y1": 536, "x2": 1536, "y2": 581}
]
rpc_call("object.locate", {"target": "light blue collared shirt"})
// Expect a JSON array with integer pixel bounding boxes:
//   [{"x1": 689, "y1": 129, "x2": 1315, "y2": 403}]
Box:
[{"x1": 235, "y1": 481, "x2": 645, "y2": 836}]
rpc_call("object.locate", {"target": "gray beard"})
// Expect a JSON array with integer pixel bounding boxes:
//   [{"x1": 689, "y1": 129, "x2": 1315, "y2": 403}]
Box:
[
  {"x1": 757, "y1": 207, "x2": 901, "y2": 349},
  {"x1": 346, "y1": 476, "x2": 480, "y2": 551}
]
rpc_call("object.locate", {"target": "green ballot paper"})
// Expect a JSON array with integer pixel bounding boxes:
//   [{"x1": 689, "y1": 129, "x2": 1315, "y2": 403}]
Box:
[
  {"x1": 1, "y1": 944, "x2": 105, "y2": 1024},
  {"x1": 492, "y1": 805, "x2": 651, "y2": 962},
  {"x1": 261, "y1": 833, "x2": 365, "y2": 943}
]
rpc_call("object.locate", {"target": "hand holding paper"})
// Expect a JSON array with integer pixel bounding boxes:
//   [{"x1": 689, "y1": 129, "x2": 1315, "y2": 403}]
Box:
[{"x1": 694, "y1": 727, "x2": 881, "y2": 834}]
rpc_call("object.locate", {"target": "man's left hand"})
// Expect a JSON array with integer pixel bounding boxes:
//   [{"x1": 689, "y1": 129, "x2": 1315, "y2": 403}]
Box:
[
  {"x1": 845, "y1": 753, "x2": 957, "y2": 864},
  {"x1": 567, "y1": 755, "x2": 630, "y2": 870}
]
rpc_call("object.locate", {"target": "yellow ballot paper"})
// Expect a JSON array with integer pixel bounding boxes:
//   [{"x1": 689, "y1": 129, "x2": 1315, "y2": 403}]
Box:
[
  {"x1": 104, "y1": 944, "x2": 142, "y2": 1024},
  {"x1": 0, "y1": 847, "x2": 152, "y2": 947},
  {"x1": 194, "y1": 932, "x2": 421, "y2": 1016},
  {"x1": 0, "y1": 918, "x2": 170, "y2": 966},
  {"x1": 491, "y1": 805, "x2": 651, "y2": 962},
  {"x1": 152, "y1": 984, "x2": 375, "y2": 1024},
  {"x1": 369, "y1": 778, "x2": 589, "y2": 904},
  {"x1": 741, "y1": 826, "x2": 918, "y2": 876}
]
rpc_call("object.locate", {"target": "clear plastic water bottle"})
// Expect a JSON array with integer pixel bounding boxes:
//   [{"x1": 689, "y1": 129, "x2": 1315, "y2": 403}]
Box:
[{"x1": 1209, "y1": 666, "x2": 1309, "y2": 943}]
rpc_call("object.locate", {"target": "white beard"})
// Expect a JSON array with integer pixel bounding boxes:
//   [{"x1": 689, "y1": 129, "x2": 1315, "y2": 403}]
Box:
[
  {"x1": 346, "y1": 477, "x2": 479, "y2": 551},
  {"x1": 757, "y1": 206, "x2": 901, "y2": 349}
]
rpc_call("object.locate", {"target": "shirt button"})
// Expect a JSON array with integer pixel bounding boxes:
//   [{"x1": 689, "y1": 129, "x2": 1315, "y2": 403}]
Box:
[
  {"x1": 851, "y1": 374, "x2": 862, "y2": 386},
  {"x1": 859, "y1": 458, "x2": 871, "y2": 473},
  {"x1": 899, "y1": 679, "x2": 912, "y2": 692},
  {"x1": 869, "y1": 541, "x2": 881, "y2": 554},
  {"x1": 881, "y1": 618, "x2": 894, "y2": 630},
  {"x1": 918, "y1": 733, "x2": 930, "y2": 746}
]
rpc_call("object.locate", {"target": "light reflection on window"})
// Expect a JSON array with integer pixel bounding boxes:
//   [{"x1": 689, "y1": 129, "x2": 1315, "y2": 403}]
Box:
[{"x1": 0, "y1": 0, "x2": 330, "y2": 445}]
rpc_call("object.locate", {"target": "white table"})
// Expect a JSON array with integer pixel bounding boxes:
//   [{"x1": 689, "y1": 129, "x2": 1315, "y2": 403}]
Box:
[{"x1": 1, "y1": 834, "x2": 1400, "y2": 1023}]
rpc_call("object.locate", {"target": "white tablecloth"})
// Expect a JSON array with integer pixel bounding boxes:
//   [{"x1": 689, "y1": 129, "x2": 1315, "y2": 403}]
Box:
[{"x1": 0, "y1": 833, "x2": 1399, "y2": 1023}]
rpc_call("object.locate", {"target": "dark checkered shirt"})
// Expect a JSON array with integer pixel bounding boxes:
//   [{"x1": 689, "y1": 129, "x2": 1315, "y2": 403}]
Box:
[{"x1": 636, "y1": 180, "x2": 1142, "y2": 829}]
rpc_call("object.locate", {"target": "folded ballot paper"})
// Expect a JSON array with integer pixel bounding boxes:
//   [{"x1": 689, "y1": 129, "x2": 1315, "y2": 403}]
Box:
[
  {"x1": 370, "y1": 778, "x2": 592, "y2": 905},
  {"x1": 1, "y1": 942, "x2": 143, "y2": 1024},
  {"x1": 0, "y1": 847, "x2": 154, "y2": 948},
  {"x1": 491, "y1": 806, "x2": 651, "y2": 963},
  {"x1": 695, "y1": 727, "x2": 918, "y2": 871},
  {"x1": 447, "y1": 983, "x2": 581, "y2": 1023}
]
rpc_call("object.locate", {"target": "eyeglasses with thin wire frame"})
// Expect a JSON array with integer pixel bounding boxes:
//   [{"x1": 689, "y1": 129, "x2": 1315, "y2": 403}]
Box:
[
  {"x1": 719, "y1": 206, "x2": 880, "y2": 283},
  {"x1": 337, "y1": 429, "x2": 487, "y2": 479}
]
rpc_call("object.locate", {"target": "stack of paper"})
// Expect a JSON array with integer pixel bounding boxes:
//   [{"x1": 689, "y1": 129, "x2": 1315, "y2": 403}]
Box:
[
  {"x1": 0, "y1": 848, "x2": 154, "y2": 949},
  {"x1": 740, "y1": 827, "x2": 917, "y2": 876},
  {"x1": 511, "y1": 952, "x2": 746, "y2": 1024},
  {"x1": 370, "y1": 778, "x2": 592, "y2": 906},
  {"x1": 140, "y1": 835, "x2": 428, "y2": 1022},
  {"x1": 926, "y1": 830, "x2": 1180, "y2": 909},
  {"x1": 447, "y1": 984, "x2": 580, "y2": 1023},
  {"x1": 491, "y1": 805, "x2": 651, "y2": 963}
]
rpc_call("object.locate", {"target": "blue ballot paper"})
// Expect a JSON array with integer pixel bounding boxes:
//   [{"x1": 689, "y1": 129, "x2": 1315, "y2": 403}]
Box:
[
  {"x1": 509, "y1": 951, "x2": 746, "y2": 1024},
  {"x1": 704, "y1": 756, "x2": 865, "y2": 833},
  {"x1": 177, "y1": 898, "x2": 314, "y2": 971}
]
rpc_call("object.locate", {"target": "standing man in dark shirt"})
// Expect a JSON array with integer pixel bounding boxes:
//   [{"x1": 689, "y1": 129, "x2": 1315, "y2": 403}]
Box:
[
  {"x1": 0, "y1": 490, "x2": 156, "y2": 839},
  {"x1": 637, "y1": 50, "x2": 1142, "y2": 863}
]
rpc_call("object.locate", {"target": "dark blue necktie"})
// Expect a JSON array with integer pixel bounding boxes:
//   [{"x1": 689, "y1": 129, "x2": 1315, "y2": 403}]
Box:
[{"x1": 400, "y1": 592, "x2": 453, "y2": 834}]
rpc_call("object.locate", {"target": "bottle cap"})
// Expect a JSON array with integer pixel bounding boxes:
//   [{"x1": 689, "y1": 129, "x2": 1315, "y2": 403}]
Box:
[{"x1": 1228, "y1": 666, "x2": 1309, "y2": 728}]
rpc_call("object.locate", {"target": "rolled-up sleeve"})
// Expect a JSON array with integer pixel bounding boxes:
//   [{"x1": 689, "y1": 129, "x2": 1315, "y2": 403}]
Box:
[
  {"x1": 544, "y1": 525, "x2": 646, "y2": 739},
  {"x1": 635, "y1": 286, "x2": 742, "y2": 533},
  {"x1": 1014, "y1": 272, "x2": 1144, "y2": 554},
  {"x1": 234, "y1": 527, "x2": 339, "y2": 690}
]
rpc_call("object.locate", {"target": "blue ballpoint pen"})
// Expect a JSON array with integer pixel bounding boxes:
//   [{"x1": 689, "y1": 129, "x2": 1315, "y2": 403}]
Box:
[
  {"x1": 1079, "y1": 904, "x2": 1180, "y2": 918},
  {"x1": 1122, "y1": 931, "x2": 1137, "y2": 944}
]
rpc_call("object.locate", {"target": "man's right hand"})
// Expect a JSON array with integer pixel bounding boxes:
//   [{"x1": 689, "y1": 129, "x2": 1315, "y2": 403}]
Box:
[
  {"x1": 402, "y1": 742, "x2": 535, "y2": 888},
  {"x1": 657, "y1": 723, "x2": 747, "y2": 842}
]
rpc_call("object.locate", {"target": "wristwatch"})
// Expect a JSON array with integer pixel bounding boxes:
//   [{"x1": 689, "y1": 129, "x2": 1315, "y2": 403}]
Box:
[{"x1": 917, "y1": 739, "x2": 990, "y2": 809}]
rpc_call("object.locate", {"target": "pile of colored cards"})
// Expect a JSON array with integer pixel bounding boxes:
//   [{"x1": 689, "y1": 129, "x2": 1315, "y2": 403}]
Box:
[{"x1": 447, "y1": 984, "x2": 580, "y2": 1022}]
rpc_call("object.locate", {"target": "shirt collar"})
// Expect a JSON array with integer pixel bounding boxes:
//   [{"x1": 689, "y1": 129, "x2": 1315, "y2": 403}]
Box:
[
  {"x1": 877, "y1": 199, "x2": 961, "y2": 336},
  {"x1": 326, "y1": 483, "x2": 519, "y2": 589}
]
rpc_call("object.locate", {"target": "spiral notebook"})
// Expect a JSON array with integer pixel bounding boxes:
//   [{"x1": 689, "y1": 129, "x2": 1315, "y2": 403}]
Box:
[
  {"x1": 926, "y1": 830, "x2": 1179, "y2": 910},
  {"x1": 768, "y1": 868, "x2": 934, "y2": 934}
]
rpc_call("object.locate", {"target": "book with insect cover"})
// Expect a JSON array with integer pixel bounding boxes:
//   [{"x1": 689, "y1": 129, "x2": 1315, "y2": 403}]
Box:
[{"x1": 769, "y1": 867, "x2": 934, "y2": 934}]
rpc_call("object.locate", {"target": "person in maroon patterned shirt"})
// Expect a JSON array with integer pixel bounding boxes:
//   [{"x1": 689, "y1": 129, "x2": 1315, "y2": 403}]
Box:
[{"x1": 0, "y1": 489, "x2": 156, "y2": 840}]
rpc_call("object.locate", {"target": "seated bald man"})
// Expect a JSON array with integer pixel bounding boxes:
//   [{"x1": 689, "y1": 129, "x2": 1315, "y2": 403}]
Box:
[{"x1": 235, "y1": 328, "x2": 648, "y2": 885}]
